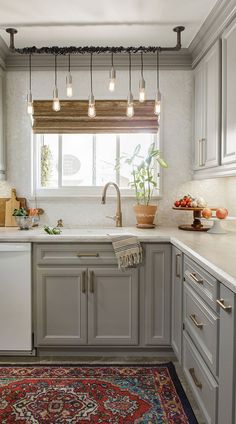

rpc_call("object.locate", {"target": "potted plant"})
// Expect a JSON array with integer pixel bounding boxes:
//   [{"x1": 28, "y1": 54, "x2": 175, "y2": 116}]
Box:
[{"x1": 120, "y1": 142, "x2": 167, "y2": 227}]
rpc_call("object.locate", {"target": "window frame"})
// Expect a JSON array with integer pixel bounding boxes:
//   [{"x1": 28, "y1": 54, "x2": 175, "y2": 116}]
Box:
[{"x1": 32, "y1": 130, "x2": 163, "y2": 199}]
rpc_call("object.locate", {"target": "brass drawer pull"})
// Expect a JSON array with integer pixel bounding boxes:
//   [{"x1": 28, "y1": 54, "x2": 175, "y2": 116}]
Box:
[
  {"x1": 89, "y1": 270, "x2": 94, "y2": 293},
  {"x1": 190, "y1": 314, "x2": 203, "y2": 329},
  {"x1": 217, "y1": 298, "x2": 232, "y2": 312},
  {"x1": 81, "y1": 271, "x2": 86, "y2": 294},
  {"x1": 189, "y1": 272, "x2": 203, "y2": 285},
  {"x1": 175, "y1": 253, "x2": 181, "y2": 277},
  {"x1": 77, "y1": 253, "x2": 99, "y2": 257},
  {"x1": 189, "y1": 367, "x2": 202, "y2": 389}
]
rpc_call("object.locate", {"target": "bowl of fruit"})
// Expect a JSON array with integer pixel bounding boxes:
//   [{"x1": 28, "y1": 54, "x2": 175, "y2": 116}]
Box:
[{"x1": 172, "y1": 195, "x2": 215, "y2": 231}]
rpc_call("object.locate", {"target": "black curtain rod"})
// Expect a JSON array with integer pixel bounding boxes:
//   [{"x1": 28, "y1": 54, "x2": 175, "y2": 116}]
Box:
[{"x1": 6, "y1": 26, "x2": 185, "y2": 55}]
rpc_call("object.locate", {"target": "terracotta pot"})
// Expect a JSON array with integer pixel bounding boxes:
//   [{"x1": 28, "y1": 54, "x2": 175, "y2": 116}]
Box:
[{"x1": 133, "y1": 204, "x2": 157, "y2": 226}]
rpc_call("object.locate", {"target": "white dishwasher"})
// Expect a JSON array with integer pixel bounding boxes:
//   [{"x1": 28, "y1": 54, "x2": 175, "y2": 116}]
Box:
[{"x1": 0, "y1": 243, "x2": 32, "y2": 351}]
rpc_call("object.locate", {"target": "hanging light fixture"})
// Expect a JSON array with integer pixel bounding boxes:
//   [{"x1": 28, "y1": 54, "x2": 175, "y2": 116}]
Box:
[
  {"x1": 52, "y1": 55, "x2": 60, "y2": 112},
  {"x1": 66, "y1": 54, "x2": 73, "y2": 97},
  {"x1": 27, "y1": 54, "x2": 34, "y2": 115},
  {"x1": 126, "y1": 52, "x2": 134, "y2": 118},
  {"x1": 108, "y1": 52, "x2": 116, "y2": 92},
  {"x1": 88, "y1": 53, "x2": 96, "y2": 118},
  {"x1": 139, "y1": 52, "x2": 146, "y2": 103},
  {"x1": 154, "y1": 50, "x2": 161, "y2": 116}
]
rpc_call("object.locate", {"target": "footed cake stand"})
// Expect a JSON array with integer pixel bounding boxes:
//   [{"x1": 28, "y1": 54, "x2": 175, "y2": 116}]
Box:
[
  {"x1": 200, "y1": 217, "x2": 236, "y2": 234},
  {"x1": 172, "y1": 207, "x2": 217, "y2": 231}
]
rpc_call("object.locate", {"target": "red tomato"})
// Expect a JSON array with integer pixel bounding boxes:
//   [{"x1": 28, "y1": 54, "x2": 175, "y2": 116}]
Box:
[
  {"x1": 174, "y1": 200, "x2": 180, "y2": 207},
  {"x1": 181, "y1": 200, "x2": 187, "y2": 207}
]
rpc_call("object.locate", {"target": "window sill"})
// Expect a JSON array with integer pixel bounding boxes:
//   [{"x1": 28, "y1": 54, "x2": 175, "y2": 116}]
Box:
[{"x1": 31, "y1": 188, "x2": 162, "y2": 201}]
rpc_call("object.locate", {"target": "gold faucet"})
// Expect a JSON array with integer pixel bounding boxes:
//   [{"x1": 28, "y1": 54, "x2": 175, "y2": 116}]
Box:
[{"x1": 101, "y1": 182, "x2": 122, "y2": 227}]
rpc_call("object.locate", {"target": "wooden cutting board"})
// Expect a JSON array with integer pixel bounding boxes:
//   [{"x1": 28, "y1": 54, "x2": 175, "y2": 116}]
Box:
[
  {"x1": 0, "y1": 191, "x2": 27, "y2": 227},
  {"x1": 5, "y1": 189, "x2": 20, "y2": 227}
]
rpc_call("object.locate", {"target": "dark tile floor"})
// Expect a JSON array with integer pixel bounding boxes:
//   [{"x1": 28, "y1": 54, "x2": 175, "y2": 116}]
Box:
[{"x1": 0, "y1": 355, "x2": 205, "y2": 423}]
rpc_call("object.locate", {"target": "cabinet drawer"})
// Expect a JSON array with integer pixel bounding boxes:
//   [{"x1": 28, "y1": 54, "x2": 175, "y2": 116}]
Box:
[
  {"x1": 183, "y1": 283, "x2": 218, "y2": 376},
  {"x1": 184, "y1": 256, "x2": 218, "y2": 311},
  {"x1": 34, "y1": 243, "x2": 117, "y2": 265},
  {"x1": 183, "y1": 331, "x2": 218, "y2": 424}
]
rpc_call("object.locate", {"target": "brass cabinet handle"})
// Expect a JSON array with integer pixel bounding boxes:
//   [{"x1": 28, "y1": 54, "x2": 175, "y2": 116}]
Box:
[
  {"x1": 175, "y1": 253, "x2": 181, "y2": 277},
  {"x1": 190, "y1": 314, "x2": 203, "y2": 329},
  {"x1": 77, "y1": 253, "x2": 99, "y2": 257},
  {"x1": 189, "y1": 272, "x2": 203, "y2": 285},
  {"x1": 81, "y1": 271, "x2": 86, "y2": 294},
  {"x1": 217, "y1": 298, "x2": 232, "y2": 313},
  {"x1": 89, "y1": 270, "x2": 94, "y2": 293},
  {"x1": 189, "y1": 367, "x2": 202, "y2": 389}
]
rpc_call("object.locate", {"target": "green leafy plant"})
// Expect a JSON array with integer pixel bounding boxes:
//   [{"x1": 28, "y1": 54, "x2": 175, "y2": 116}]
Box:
[
  {"x1": 12, "y1": 208, "x2": 28, "y2": 216},
  {"x1": 119, "y1": 143, "x2": 167, "y2": 205}
]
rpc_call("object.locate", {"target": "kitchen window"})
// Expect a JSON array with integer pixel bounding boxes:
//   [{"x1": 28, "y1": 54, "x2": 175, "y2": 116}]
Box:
[{"x1": 33, "y1": 132, "x2": 161, "y2": 197}]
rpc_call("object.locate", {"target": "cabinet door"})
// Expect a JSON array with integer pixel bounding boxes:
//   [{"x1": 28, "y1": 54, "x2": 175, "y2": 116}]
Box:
[
  {"x1": 144, "y1": 244, "x2": 171, "y2": 345},
  {"x1": 218, "y1": 284, "x2": 236, "y2": 424},
  {"x1": 171, "y1": 246, "x2": 182, "y2": 362},
  {"x1": 0, "y1": 69, "x2": 5, "y2": 181},
  {"x1": 35, "y1": 267, "x2": 87, "y2": 346},
  {"x1": 222, "y1": 20, "x2": 236, "y2": 165},
  {"x1": 194, "y1": 41, "x2": 220, "y2": 170},
  {"x1": 194, "y1": 62, "x2": 205, "y2": 169},
  {"x1": 204, "y1": 41, "x2": 220, "y2": 168},
  {"x1": 88, "y1": 267, "x2": 138, "y2": 345}
]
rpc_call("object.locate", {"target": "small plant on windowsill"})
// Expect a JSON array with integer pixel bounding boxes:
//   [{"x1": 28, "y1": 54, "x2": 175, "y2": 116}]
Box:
[{"x1": 119, "y1": 142, "x2": 168, "y2": 227}]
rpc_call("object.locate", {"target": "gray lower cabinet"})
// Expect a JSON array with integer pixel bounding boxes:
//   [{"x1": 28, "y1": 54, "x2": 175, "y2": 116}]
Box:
[
  {"x1": 35, "y1": 264, "x2": 139, "y2": 347},
  {"x1": 218, "y1": 284, "x2": 236, "y2": 424},
  {"x1": 87, "y1": 268, "x2": 138, "y2": 345},
  {"x1": 144, "y1": 244, "x2": 171, "y2": 345},
  {"x1": 35, "y1": 267, "x2": 87, "y2": 346},
  {"x1": 171, "y1": 246, "x2": 183, "y2": 363}
]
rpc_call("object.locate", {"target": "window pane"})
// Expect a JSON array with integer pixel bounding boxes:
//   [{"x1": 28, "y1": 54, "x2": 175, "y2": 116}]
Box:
[
  {"x1": 40, "y1": 134, "x2": 58, "y2": 188},
  {"x1": 96, "y1": 134, "x2": 116, "y2": 185},
  {"x1": 119, "y1": 133, "x2": 156, "y2": 188},
  {"x1": 62, "y1": 134, "x2": 93, "y2": 186}
]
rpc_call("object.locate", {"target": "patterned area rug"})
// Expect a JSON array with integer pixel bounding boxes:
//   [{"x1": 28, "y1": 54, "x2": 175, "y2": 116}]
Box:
[{"x1": 0, "y1": 363, "x2": 197, "y2": 423}]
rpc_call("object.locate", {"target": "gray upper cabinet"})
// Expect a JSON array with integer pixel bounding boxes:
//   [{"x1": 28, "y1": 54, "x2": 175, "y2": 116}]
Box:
[
  {"x1": 87, "y1": 267, "x2": 138, "y2": 345},
  {"x1": 144, "y1": 244, "x2": 171, "y2": 346},
  {"x1": 0, "y1": 69, "x2": 5, "y2": 181},
  {"x1": 193, "y1": 40, "x2": 220, "y2": 171},
  {"x1": 222, "y1": 19, "x2": 236, "y2": 165},
  {"x1": 171, "y1": 246, "x2": 183, "y2": 363},
  {"x1": 35, "y1": 267, "x2": 87, "y2": 346}
]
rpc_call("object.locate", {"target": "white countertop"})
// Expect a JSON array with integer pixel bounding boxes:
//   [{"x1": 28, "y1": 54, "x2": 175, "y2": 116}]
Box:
[{"x1": 0, "y1": 225, "x2": 236, "y2": 293}]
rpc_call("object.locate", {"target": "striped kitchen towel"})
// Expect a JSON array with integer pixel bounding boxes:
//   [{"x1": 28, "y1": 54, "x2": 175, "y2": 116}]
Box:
[{"x1": 109, "y1": 234, "x2": 143, "y2": 270}]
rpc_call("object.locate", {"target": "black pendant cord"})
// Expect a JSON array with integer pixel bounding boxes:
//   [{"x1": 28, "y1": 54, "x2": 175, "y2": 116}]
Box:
[
  {"x1": 90, "y1": 53, "x2": 93, "y2": 93},
  {"x1": 68, "y1": 54, "x2": 71, "y2": 72},
  {"x1": 156, "y1": 51, "x2": 159, "y2": 90},
  {"x1": 111, "y1": 52, "x2": 114, "y2": 67},
  {"x1": 5, "y1": 26, "x2": 185, "y2": 55},
  {"x1": 54, "y1": 55, "x2": 57, "y2": 86},
  {"x1": 29, "y1": 54, "x2": 32, "y2": 91},
  {"x1": 129, "y1": 52, "x2": 132, "y2": 92},
  {"x1": 141, "y1": 52, "x2": 144, "y2": 78}
]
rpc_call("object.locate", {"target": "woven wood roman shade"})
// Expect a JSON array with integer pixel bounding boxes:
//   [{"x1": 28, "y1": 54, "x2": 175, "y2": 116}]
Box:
[{"x1": 32, "y1": 100, "x2": 158, "y2": 134}]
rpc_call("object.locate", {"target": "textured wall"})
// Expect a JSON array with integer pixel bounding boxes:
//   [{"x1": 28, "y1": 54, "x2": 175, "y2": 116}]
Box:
[{"x1": 0, "y1": 67, "x2": 235, "y2": 228}]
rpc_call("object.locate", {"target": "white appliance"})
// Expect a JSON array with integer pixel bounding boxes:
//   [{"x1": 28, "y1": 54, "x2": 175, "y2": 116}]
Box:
[{"x1": 0, "y1": 243, "x2": 32, "y2": 351}]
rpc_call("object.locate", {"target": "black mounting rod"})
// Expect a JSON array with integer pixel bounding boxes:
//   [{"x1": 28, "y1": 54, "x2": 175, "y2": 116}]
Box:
[{"x1": 5, "y1": 26, "x2": 185, "y2": 55}]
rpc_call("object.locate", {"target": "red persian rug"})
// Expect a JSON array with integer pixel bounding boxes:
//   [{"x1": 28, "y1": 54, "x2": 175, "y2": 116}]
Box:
[{"x1": 0, "y1": 362, "x2": 197, "y2": 423}]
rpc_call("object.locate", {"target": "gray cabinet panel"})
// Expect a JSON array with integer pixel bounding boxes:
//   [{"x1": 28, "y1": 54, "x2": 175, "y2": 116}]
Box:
[
  {"x1": 35, "y1": 267, "x2": 87, "y2": 346},
  {"x1": 218, "y1": 284, "x2": 236, "y2": 424},
  {"x1": 88, "y1": 268, "x2": 138, "y2": 345},
  {"x1": 171, "y1": 246, "x2": 183, "y2": 363},
  {"x1": 144, "y1": 244, "x2": 171, "y2": 345}
]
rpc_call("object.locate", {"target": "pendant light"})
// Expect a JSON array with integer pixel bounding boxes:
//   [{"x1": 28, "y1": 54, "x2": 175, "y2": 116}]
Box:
[
  {"x1": 108, "y1": 52, "x2": 116, "y2": 92},
  {"x1": 66, "y1": 54, "x2": 73, "y2": 97},
  {"x1": 154, "y1": 50, "x2": 161, "y2": 116},
  {"x1": 88, "y1": 53, "x2": 96, "y2": 118},
  {"x1": 52, "y1": 55, "x2": 60, "y2": 112},
  {"x1": 126, "y1": 52, "x2": 134, "y2": 118},
  {"x1": 139, "y1": 52, "x2": 146, "y2": 103},
  {"x1": 27, "y1": 54, "x2": 34, "y2": 115}
]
